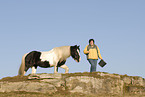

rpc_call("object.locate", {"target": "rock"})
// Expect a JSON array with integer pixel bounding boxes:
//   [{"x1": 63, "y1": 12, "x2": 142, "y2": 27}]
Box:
[
  {"x1": 28, "y1": 73, "x2": 62, "y2": 79},
  {"x1": 125, "y1": 85, "x2": 145, "y2": 94},
  {"x1": 38, "y1": 73, "x2": 62, "y2": 79},
  {"x1": 28, "y1": 73, "x2": 65, "y2": 90},
  {"x1": 0, "y1": 72, "x2": 144, "y2": 96},
  {"x1": 65, "y1": 76, "x2": 123, "y2": 95},
  {"x1": 0, "y1": 81, "x2": 57, "y2": 94},
  {"x1": 144, "y1": 79, "x2": 145, "y2": 87},
  {"x1": 121, "y1": 75, "x2": 144, "y2": 86}
]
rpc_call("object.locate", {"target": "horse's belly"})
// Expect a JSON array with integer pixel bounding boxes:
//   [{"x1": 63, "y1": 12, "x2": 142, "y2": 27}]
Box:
[{"x1": 38, "y1": 61, "x2": 51, "y2": 68}]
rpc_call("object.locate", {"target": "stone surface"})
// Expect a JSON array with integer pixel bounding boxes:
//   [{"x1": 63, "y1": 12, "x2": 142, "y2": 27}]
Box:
[
  {"x1": 144, "y1": 79, "x2": 145, "y2": 87},
  {"x1": 65, "y1": 76, "x2": 123, "y2": 95},
  {"x1": 0, "y1": 81, "x2": 57, "y2": 93},
  {"x1": 38, "y1": 73, "x2": 62, "y2": 79},
  {"x1": 0, "y1": 72, "x2": 144, "y2": 96},
  {"x1": 121, "y1": 76, "x2": 144, "y2": 86},
  {"x1": 28, "y1": 73, "x2": 62, "y2": 79}
]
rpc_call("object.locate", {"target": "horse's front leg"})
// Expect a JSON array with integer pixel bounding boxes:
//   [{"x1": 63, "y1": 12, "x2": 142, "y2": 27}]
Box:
[
  {"x1": 60, "y1": 64, "x2": 69, "y2": 73},
  {"x1": 54, "y1": 65, "x2": 58, "y2": 74}
]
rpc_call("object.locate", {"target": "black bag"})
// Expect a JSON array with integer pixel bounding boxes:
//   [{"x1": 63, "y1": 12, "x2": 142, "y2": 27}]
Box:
[{"x1": 99, "y1": 60, "x2": 107, "y2": 67}]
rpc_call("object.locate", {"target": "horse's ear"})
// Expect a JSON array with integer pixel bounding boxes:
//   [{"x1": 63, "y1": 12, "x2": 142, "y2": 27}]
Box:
[
  {"x1": 74, "y1": 45, "x2": 77, "y2": 47},
  {"x1": 77, "y1": 45, "x2": 80, "y2": 51}
]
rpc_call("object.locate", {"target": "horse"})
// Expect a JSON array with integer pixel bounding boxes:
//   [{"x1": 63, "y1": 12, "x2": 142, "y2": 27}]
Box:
[{"x1": 18, "y1": 45, "x2": 81, "y2": 76}]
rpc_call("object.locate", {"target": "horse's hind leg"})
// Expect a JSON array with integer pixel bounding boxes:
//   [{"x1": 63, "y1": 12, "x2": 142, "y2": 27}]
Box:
[
  {"x1": 60, "y1": 64, "x2": 69, "y2": 73},
  {"x1": 31, "y1": 66, "x2": 37, "y2": 75}
]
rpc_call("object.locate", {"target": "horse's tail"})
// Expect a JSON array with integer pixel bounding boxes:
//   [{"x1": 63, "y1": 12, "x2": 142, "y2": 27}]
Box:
[{"x1": 18, "y1": 54, "x2": 27, "y2": 76}]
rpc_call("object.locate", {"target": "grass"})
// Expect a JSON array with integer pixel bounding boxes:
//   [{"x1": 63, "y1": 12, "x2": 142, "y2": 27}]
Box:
[
  {"x1": 0, "y1": 75, "x2": 41, "y2": 82},
  {"x1": 0, "y1": 91, "x2": 98, "y2": 97},
  {"x1": 0, "y1": 72, "x2": 142, "y2": 82},
  {"x1": 62, "y1": 72, "x2": 120, "y2": 80},
  {"x1": 0, "y1": 91, "x2": 144, "y2": 97}
]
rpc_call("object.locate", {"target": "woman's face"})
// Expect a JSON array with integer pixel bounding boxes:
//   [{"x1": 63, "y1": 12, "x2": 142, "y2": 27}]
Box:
[{"x1": 90, "y1": 40, "x2": 94, "y2": 46}]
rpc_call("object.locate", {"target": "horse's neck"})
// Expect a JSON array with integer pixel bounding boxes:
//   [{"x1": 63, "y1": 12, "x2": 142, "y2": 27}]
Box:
[
  {"x1": 56, "y1": 46, "x2": 71, "y2": 60},
  {"x1": 62, "y1": 46, "x2": 71, "y2": 59}
]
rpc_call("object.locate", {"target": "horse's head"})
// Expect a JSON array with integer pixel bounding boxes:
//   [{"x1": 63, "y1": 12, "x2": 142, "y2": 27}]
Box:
[{"x1": 70, "y1": 45, "x2": 81, "y2": 62}]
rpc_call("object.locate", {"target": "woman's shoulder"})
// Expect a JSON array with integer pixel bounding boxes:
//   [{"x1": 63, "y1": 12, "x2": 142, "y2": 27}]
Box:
[
  {"x1": 85, "y1": 45, "x2": 89, "y2": 47},
  {"x1": 94, "y1": 44, "x2": 98, "y2": 47}
]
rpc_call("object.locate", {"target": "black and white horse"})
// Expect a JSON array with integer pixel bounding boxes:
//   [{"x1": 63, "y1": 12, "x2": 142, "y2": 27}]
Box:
[{"x1": 18, "y1": 45, "x2": 81, "y2": 76}]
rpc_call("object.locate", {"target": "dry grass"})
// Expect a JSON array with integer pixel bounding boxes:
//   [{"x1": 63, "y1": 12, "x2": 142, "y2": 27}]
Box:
[
  {"x1": 0, "y1": 76, "x2": 28, "y2": 82},
  {"x1": 0, "y1": 92, "x2": 144, "y2": 97},
  {"x1": 0, "y1": 91, "x2": 97, "y2": 97},
  {"x1": 0, "y1": 75, "x2": 40, "y2": 82}
]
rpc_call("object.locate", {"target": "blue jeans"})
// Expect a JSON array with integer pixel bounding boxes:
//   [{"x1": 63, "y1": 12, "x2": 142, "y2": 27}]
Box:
[{"x1": 88, "y1": 59, "x2": 97, "y2": 72}]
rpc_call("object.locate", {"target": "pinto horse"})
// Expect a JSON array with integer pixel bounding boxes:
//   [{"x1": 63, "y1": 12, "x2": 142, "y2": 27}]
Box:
[{"x1": 18, "y1": 45, "x2": 81, "y2": 76}]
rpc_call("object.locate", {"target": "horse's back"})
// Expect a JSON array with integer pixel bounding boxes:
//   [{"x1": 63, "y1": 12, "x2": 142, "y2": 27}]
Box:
[
  {"x1": 53, "y1": 46, "x2": 70, "y2": 57},
  {"x1": 53, "y1": 46, "x2": 70, "y2": 53},
  {"x1": 40, "y1": 49, "x2": 55, "y2": 61}
]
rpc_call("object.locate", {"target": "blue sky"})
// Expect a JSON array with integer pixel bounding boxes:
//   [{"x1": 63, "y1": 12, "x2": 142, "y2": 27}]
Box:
[{"x1": 0, "y1": 0, "x2": 145, "y2": 79}]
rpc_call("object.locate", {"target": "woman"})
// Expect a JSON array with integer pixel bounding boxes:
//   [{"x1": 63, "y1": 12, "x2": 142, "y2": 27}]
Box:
[{"x1": 83, "y1": 39, "x2": 103, "y2": 72}]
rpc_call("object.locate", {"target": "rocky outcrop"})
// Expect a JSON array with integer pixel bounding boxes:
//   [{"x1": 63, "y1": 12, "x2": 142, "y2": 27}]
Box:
[
  {"x1": 63, "y1": 72, "x2": 145, "y2": 95},
  {"x1": 64, "y1": 76, "x2": 123, "y2": 94},
  {"x1": 0, "y1": 81, "x2": 57, "y2": 93},
  {"x1": 0, "y1": 72, "x2": 144, "y2": 95}
]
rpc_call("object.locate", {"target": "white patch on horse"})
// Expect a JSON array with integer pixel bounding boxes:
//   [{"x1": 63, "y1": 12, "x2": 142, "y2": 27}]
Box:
[
  {"x1": 40, "y1": 49, "x2": 57, "y2": 66},
  {"x1": 77, "y1": 49, "x2": 81, "y2": 62},
  {"x1": 31, "y1": 66, "x2": 36, "y2": 74},
  {"x1": 77, "y1": 49, "x2": 80, "y2": 56}
]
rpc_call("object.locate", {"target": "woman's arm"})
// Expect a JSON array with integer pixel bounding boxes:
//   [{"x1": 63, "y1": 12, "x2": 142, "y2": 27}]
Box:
[
  {"x1": 97, "y1": 46, "x2": 103, "y2": 59},
  {"x1": 83, "y1": 45, "x2": 89, "y2": 54}
]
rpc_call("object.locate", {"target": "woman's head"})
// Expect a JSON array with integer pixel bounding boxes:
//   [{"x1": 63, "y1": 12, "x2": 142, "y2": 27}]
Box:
[{"x1": 89, "y1": 39, "x2": 95, "y2": 45}]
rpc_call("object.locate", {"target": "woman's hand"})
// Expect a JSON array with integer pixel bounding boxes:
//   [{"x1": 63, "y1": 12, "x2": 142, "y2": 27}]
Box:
[{"x1": 87, "y1": 51, "x2": 90, "y2": 53}]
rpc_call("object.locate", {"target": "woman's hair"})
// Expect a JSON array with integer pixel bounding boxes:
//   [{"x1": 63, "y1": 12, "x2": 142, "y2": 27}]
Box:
[{"x1": 89, "y1": 39, "x2": 95, "y2": 43}]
